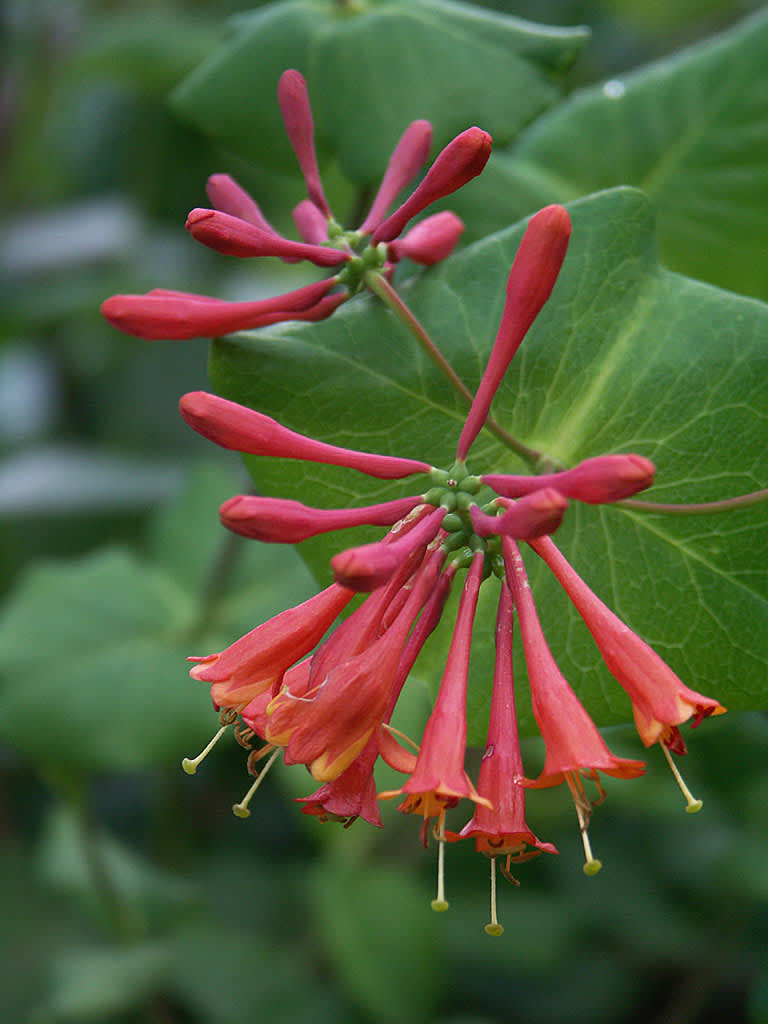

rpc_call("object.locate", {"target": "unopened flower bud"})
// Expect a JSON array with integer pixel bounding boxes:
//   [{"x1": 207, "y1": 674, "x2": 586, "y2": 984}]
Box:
[
  {"x1": 372, "y1": 127, "x2": 492, "y2": 244},
  {"x1": 471, "y1": 488, "x2": 568, "y2": 540},
  {"x1": 388, "y1": 211, "x2": 464, "y2": 265},
  {"x1": 484, "y1": 453, "x2": 656, "y2": 504}
]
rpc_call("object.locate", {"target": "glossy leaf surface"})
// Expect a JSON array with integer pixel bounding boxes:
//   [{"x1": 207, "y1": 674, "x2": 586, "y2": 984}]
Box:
[{"x1": 208, "y1": 187, "x2": 768, "y2": 743}]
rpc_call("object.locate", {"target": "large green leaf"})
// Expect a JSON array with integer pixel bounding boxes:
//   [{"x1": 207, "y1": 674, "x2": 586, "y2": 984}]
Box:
[
  {"x1": 208, "y1": 187, "x2": 768, "y2": 744},
  {"x1": 451, "y1": 7, "x2": 768, "y2": 299},
  {"x1": 0, "y1": 464, "x2": 316, "y2": 775},
  {"x1": 171, "y1": 0, "x2": 588, "y2": 184}
]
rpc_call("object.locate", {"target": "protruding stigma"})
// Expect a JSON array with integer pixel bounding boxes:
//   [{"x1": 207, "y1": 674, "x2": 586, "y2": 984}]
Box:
[
  {"x1": 484, "y1": 856, "x2": 504, "y2": 937},
  {"x1": 430, "y1": 813, "x2": 450, "y2": 912},
  {"x1": 661, "y1": 742, "x2": 703, "y2": 813},
  {"x1": 566, "y1": 772, "x2": 603, "y2": 876},
  {"x1": 181, "y1": 722, "x2": 231, "y2": 775},
  {"x1": 232, "y1": 746, "x2": 281, "y2": 818}
]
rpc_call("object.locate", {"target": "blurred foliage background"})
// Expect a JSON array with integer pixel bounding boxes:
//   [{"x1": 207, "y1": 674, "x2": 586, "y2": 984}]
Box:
[{"x1": 1, "y1": 1, "x2": 767, "y2": 1021}]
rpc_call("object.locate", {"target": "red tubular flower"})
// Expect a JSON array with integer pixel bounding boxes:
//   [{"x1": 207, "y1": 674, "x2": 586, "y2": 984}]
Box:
[
  {"x1": 99, "y1": 278, "x2": 338, "y2": 341},
  {"x1": 372, "y1": 127, "x2": 492, "y2": 244},
  {"x1": 277, "y1": 69, "x2": 331, "y2": 217},
  {"x1": 331, "y1": 505, "x2": 446, "y2": 591},
  {"x1": 185, "y1": 208, "x2": 347, "y2": 266},
  {"x1": 292, "y1": 198, "x2": 329, "y2": 244},
  {"x1": 528, "y1": 535, "x2": 726, "y2": 751},
  {"x1": 296, "y1": 731, "x2": 383, "y2": 827},
  {"x1": 387, "y1": 211, "x2": 464, "y2": 266},
  {"x1": 456, "y1": 205, "x2": 571, "y2": 460},
  {"x1": 267, "y1": 551, "x2": 444, "y2": 781},
  {"x1": 219, "y1": 494, "x2": 423, "y2": 544},
  {"x1": 382, "y1": 552, "x2": 488, "y2": 819},
  {"x1": 205, "y1": 173, "x2": 278, "y2": 235},
  {"x1": 179, "y1": 391, "x2": 432, "y2": 479},
  {"x1": 450, "y1": 583, "x2": 557, "y2": 859},
  {"x1": 359, "y1": 120, "x2": 433, "y2": 235},
  {"x1": 470, "y1": 488, "x2": 568, "y2": 540},
  {"x1": 484, "y1": 454, "x2": 656, "y2": 504},
  {"x1": 188, "y1": 582, "x2": 354, "y2": 708},
  {"x1": 502, "y1": 536, "x2": 646, "y2": 788}
]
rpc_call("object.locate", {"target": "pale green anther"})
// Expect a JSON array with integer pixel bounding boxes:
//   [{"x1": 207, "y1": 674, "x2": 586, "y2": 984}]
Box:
[{"x1": 441, "y1": 512, "x2": 463, "y2": 532}]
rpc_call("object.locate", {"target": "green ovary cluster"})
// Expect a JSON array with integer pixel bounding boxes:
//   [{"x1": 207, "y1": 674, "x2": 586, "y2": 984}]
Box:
[
  {"x1": 423, "y1": 462, "x2": 501, "y2": 572},
  {"x1": 328, "y1": 220, "x2": 388, "y2": 292}
]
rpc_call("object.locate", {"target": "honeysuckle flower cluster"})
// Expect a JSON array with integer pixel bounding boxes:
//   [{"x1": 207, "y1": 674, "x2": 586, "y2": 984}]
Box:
[
  {"x1": 177, "y1": 204, "x2": 725, "y2": 935},
  {"x1": 100, "y1": 69, "x2": 490, "y2": 341}
]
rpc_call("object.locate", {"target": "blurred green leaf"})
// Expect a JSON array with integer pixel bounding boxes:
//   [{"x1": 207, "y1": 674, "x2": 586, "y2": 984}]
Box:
[
  {"x1": 172, "y1": 0, "x2": 588, "y2": 183},
  {"x1": 67, "y1": 13, "x2": 219, "y2": 97},
  {"x1": 0, "y1": 548, "x2": 211, "y2": 774},
  {"x1": 208, "y1": 187, "x2": 768, "y2": 742},
  {"x1": 453, "y1": 7, "x2": 768, "y2": 299},
  {"x1": 37, "y1": 803, "x2": 194, "y2": 921},
  {"x1": 168, "y1": 921, "x2": 341, "y2": 1024},
  {"x1": 310, "y1": 859, "x2": 443, "y2": 1023},
  {"x1": 31, "y1": 941, "x2": 172, "y2": 1023}
]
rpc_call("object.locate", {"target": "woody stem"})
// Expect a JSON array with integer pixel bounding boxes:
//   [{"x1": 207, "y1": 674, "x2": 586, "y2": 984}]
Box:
[{"x1": 364, "y1": 271, "x2": 542, "y2": 467}]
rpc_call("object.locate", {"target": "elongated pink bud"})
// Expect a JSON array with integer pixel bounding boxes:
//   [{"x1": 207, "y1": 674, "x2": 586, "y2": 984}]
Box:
[
  {"x1": 484, "y1": 454, "x2": 655, "y2": 504},
  {"x1": 219, "y1": 494, "x2": 423, "y2": 543},
  {"x1": 331, "y1": 505, "x2": 445, "y2": 591},
  {"x1": 359, "y1": 119, "x2": 432, "y2": 234},
  {"x1": 456, "y1": 205, "x2": 571, "y2": 460},
  {"x1": 277, "y1": 69, "x2": 330, "y2": 217},
  {"x1": 179, "y1": 391, "x2": 432, "y2": 479},
  {"x1": 100, "y1": 278, "x2": 337, "y2": 340},
  {"x1": 293, "y1": 198, "x2": 329, "y2": 244},
  {"x1": 372, "y1": 127, "x2": 492, "y2": 244},
  {"x1": 470, "y1": 488, "x2": 568, "y2": 539},
  {"x1": 247, "y1": 291, "x2": 348, "y2": 328},
  {"x1": 528, "y1": 536, "x2": 726, "y2": 749},
  {"x1": 206, "y1": 174, "x2": 278, "y2": 235},
  {"x1": 387, "y1": 211, "x2": 464, "y2": 265},
  {"x1": 186, "y1": 208, "x2": 347, "y2": 266}
]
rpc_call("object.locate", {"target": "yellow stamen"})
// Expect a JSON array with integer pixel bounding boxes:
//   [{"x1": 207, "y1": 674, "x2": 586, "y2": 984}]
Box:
[
  {"x1": 181, "y1": 723, "x2": 230, "y2": 775},
  {"x1": 565, "y1": 772, "x2": 602, "y2": 876},
  {"x1": 661, "y1": 743, "x2": 703, "y2": 813},
  {"x1": 379, "y1": 721, "x2": 420, "y2": 752},
  {"x1": 484, "y1": 856, "x2": 504, "y2": 937},
  {"x1": 430, "y1": 813, "x2": 450, "y2": 912},
  {"x1": 232, "y1": 747, "x2": 281, "y2": 818}
]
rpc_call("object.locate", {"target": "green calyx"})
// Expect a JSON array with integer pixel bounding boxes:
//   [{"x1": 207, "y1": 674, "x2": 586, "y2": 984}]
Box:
[
  {"x1": 335, "y1": 237, "x2": 388, "y2": 293},
  {"x1": 422, "y1": 460, "x2": 498, "y2": 571}
]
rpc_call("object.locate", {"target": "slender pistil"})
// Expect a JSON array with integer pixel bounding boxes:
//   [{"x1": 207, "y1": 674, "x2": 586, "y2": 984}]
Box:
[
  {"x1": 484, "y1": 857, "x2": 504, "y2": 936},
  {"x1": 661, "y1": 743, "x2": 703, "y2": 813},
  {"x1": 566, "y1": 772, "x2": 603, "y2": 875},
  {"x1": 181, "y1": 723, "x2": 230, "y2": 775},
  {"x1": 232, "y1": 746, "x2": 282, "y2": 818},
  {"x1": 430, "y1": 812, "x2": 450, "y2": 912}
]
